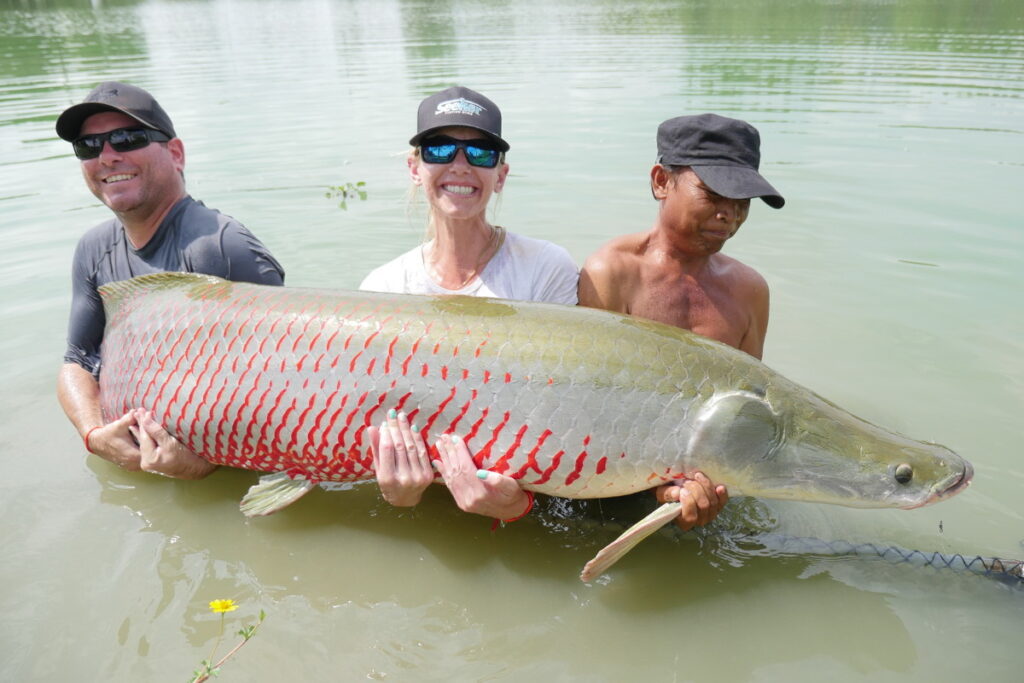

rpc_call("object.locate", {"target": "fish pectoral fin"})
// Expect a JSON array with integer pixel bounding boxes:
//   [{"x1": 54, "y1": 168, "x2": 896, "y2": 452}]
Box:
[
  {"x1": 240, "y1": 472, "x2": 317, "y2": 517},
  {"x1": 579, "y1": 502, "x2": 683, "y2": 582}
]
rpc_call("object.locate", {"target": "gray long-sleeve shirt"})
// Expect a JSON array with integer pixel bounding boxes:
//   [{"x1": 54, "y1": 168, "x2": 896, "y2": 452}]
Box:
[{"x1": 65, "y1": 196, "x2": 285, "y2": 377}]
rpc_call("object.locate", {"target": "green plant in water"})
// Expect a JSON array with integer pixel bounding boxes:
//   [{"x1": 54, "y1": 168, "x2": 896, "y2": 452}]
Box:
[
  {"x1": 325, "y1": 181, "x2": 368, "y2": 210},
  {"x1": 190, "y1": 599, "x2": 266, "y2": 682}
]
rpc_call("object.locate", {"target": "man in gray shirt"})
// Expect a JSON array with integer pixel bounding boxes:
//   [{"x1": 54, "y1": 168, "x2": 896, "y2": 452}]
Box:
[{"x1": 56, "y1": 81, "x2": 285, "y2": 478}]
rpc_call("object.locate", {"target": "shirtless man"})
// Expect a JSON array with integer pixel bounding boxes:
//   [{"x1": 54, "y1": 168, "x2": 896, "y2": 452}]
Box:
[{"x1": 579, "y1": 113, "x2": 785, "y2": 529}]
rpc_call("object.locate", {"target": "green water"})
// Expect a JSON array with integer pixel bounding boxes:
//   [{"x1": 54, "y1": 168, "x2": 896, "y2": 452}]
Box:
[{"x1": 2, "y1": 1, "x2": 1022, "y2": 680}]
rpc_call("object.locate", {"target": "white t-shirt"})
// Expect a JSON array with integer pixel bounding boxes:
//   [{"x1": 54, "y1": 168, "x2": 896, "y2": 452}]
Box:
[{"x1": 359, "y1": 230, "x2": 579, "y2": 304}]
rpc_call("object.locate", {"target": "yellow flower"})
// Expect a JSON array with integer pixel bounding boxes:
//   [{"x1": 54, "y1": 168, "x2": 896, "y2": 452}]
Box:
[{"x1": 208, "y1": 599, "x2": 239, "y2": 614}]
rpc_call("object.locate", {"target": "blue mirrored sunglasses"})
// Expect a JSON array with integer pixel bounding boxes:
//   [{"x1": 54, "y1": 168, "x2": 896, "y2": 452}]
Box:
[{"x1": 420, "y1": 136, "x2": 501, "y2": 168}]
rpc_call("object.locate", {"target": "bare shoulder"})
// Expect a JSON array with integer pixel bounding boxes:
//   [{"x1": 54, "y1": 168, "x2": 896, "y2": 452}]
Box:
[
  {"x1": 713, "y1": 253, "x2": 768, "y2": 297},
  {"x1": 579, "y1": 232, "x2": 649, "y2": 312}
]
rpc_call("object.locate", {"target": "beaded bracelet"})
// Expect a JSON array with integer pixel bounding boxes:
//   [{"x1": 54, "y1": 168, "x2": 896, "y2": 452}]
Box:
[{"x1": 83, "y1": 426, "x2": 101, "y2": 454}]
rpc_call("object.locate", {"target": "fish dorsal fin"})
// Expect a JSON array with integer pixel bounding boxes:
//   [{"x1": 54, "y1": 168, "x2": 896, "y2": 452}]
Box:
[{"x1": 98, "y1": 272, "x2": 227, "y2": 316}]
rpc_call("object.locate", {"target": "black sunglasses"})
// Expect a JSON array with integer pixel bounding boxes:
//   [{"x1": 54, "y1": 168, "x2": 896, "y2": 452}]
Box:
[
  {"x1": 420, "y1": 136, "x2": 501, "y2": 168},
  {"x1": 72, "y1": 127, "x2": 171, "y2": 160}
]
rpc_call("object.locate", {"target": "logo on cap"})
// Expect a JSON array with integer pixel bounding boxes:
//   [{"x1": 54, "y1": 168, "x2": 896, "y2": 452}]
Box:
[{"x1": 435, "y1": 98, "x2": 485, "y2": 117}]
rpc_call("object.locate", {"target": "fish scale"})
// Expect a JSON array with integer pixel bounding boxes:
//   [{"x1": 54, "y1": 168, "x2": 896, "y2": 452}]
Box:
[{"x1": 97, "y1": 272, "x2": 972, "y2": 516}]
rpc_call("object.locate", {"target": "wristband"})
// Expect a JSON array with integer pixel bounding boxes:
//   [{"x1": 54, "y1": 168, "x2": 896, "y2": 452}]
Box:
[
  {"x1": 502, "y1": 490, "x2": 535, "y2": 523},
  {"x1": 84, "y1": 425, "x2": 101, "y2": 454}
]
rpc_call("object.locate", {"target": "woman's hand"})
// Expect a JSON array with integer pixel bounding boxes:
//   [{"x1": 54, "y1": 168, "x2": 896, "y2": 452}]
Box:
[
  {"x1": 369, "y1": 410, "x2": 435, "y2": 507},
  {"x1": 654, "y1": 472, "x2": 728, "y2": 531},
  {"x1": 434, "y1": 433, "x2": 531, "y2": 521}
]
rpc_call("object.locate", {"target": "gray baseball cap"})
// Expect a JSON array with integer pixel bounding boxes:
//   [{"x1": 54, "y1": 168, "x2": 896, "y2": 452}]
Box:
[
  {"x1": 657, "y1": 113, "x2": 784, "y2": 209},
  {"x1": 410, "y1": 86, "x2": 509, "y2": 152},
  {"x1": 56, "y1": 81, "x2": 176, "y2": 141}
]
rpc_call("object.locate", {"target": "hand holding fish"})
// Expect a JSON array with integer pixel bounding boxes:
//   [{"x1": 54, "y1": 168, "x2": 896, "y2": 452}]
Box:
[
  {"x1": 368, "y1": 410, "x2": 435, "y2": 506},
  {"x1": 435, "y1": 434, "x2": 533, "y2": 521},
  {"x1": 655, "y1": 473, "x2": 729, "y2": 531},
  {"x1": 130, "y1": 409, "x2": 217, "y2": 480},
  {"x1": 83, "y1": 410, "x2": 144, "y2": 470}
]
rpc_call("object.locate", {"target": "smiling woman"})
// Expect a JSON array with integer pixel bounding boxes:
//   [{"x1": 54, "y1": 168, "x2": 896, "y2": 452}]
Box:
[
  {"x1": 358, "y1": 85, "x2": 579, "y2": 302},
  {"x1": 357, "y1": 85, "x2": 580, "y2": 523}
]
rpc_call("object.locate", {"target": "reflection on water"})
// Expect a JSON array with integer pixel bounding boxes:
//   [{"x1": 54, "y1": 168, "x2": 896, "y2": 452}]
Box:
[{"x1": 2, "y1": 0, "x2": 1023, "y2": 681}]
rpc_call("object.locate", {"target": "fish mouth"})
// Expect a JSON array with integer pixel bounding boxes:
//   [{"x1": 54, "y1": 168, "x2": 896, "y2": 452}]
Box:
[{"x1": 902, "y1": 460, "x2": 974, "y2": 509}]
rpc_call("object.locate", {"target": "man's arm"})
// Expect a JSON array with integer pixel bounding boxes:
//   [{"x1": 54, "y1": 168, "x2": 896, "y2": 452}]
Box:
[
  {"x1": 58, "y1": 362, "x2": 140, "y2": 469},
  {"x1": 737, "y1": 270, "x2": 770, "y2": 361}
]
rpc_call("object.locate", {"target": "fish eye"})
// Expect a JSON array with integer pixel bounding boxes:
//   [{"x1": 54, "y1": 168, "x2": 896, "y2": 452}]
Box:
[{"x1": 894, "y1": 463, "x2": 914, "y2": 485}]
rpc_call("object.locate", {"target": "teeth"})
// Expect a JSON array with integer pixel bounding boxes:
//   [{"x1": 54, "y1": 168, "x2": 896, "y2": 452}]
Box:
[
  {"x1": 104, "y1": 174, "x2": 134, "y2": 183},
  {"x1": 443, "y1": 185, "x2": 475, "y2": 195}
]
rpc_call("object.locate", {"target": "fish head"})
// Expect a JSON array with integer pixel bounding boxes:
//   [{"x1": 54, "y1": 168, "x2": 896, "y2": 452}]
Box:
[{"x1": 686, "y1": 387, "x2": 973, "y2": 509}]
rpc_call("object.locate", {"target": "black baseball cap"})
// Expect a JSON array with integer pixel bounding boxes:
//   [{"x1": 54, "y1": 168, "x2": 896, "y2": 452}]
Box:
[
  {"x1": 409, "y1": 86, "x2": 509, "y2": 152},
  {"x1": 56, "y1": 81, "x2": 177, "y2": 142},
  {"x1": 657, "y1": 113, "x2": 784, "y2": 209}
]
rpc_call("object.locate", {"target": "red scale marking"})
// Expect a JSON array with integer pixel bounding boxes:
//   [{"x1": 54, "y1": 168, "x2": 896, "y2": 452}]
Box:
[
  {"x1": 483, "y1": 370, "x2": 491, "y2": 384},
  {"x1": 489, "y1": 418, "x2": 523, "y2": 474},
  {"x1": 224, "y1": 368, "x2": 261, "y2": 458},
  {"x1": 563, "y1": 449, "x2": 591, "y2": 487},
  {"x1": 219, "y1": 380, "x2": 248, "y2": 456},
  {"x1": 443, "y1": 393, "x2": 477, "y2": 437},
  {"x1": 304, "y1": 388, "x2": 340, "y2": 457},
  {"x1": 462, "y1": 401, "x2": 487, "y2": 442},
  {"x1": 313, "y1": 353, "x2": 327, "y2": 373},
  {"x1": 366, "y1": 357, "x2": 376, "y2": 376},
  {"x1": 441, "y1": 366, "x2": 448, "y2": 380},
  {"x1": 258, "y1": 386, "x2": 290, "y2": 454},
  {"x1": 235, "y1": 380, "x2": 268, "y2": 458},
  {"x1": 337, "y1": 390, "x2": 370, "y2": 447},
  {"x1": 285, "y1": 395, "x2": 318, "y2": 462},
  {"x1": 596, "y1": 456, "x2": 607, "y2": 474},
  {"x1": 384, "y1": 336, "x2": 398, "y2": 374},
  {"x1": 421, "y1": 363, "x2": 429, "y2": 377},
  {"x1": 270, "y1": 395, "x2": 299, "y2": 454},
  {"x1": 422, "y1": 386, "x2": 458, "y2": 435},
  {"x1": 195, "y1": 358, "x2": 232, "y2": 454},
  {"x1": 504, "y1": 373, "x2": 512, "y2": 384},
  {"x1": 272, "y1": 319, "x2": 296, "y2": 356},
  {"x1": 317, "y1": 391, "x2": 349, "y2": 455},
  {"x1": 529, "y1": 449, "x2": 565, "y2": 487},
  {"x1": 178, "y1": 344, "x2": 219, "y2": 441},
  {"x1": 512, "y1": 429, "x2": 553, "y2": 480},
  {"x1": 348, "y1": 350, "x2": 364, "y2": 373},
  {"x1": 474, "y1": 339, "x2": 488, "y2": 358}
]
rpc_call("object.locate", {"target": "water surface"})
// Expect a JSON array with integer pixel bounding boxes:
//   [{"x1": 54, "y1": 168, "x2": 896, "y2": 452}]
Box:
[{"x1": 2, "y1": 1, "x2": 1022, "y2": 680}]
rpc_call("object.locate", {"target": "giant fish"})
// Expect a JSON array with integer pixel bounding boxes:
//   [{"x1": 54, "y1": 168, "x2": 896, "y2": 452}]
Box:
[{"x1": 97, "y1": 273, "x2": 973, "y2": 580}]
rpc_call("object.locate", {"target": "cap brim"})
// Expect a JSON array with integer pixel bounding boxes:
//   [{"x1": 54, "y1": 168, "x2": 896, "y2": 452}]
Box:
[
  {"x1": 692, "y1": 165, "x2": 785, "y2": 209},
  {"x1": 56, "y1": 102, "x2": 165, "y2": 141},
  {"x1": 409, "y1": 126, "x2": 510, "y2": 152}
]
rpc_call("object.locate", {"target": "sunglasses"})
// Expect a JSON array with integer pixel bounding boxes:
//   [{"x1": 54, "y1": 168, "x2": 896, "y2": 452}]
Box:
[
  {"x1": 420, "y1": 136, "x2": 501, "y2": 168},
  {"x1": 72, "y1": 127, "x2": 171, "y2": 160}
]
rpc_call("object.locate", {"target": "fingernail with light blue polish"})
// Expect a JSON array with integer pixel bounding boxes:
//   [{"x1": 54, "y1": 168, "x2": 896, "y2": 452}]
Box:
[
  {"x1": 387, "y1": 408, "x2": 396, "y2": 419},
  {"x1": 476, "y1": 470, "x2": 489, "y2": 480}
]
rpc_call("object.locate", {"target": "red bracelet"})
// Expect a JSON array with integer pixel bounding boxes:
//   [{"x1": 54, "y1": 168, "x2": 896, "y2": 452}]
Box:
[
  {"x1": 502, "y1": 490, "x2": 535, "y2": 523},
  {"x1": 84, "y1": 426, "x2": 101, "y2": 454}
]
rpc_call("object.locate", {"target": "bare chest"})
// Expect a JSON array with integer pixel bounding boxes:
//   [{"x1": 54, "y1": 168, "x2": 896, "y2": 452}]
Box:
[{"x1": 627, "y1": 277, "x2": 749, "y2": 347}]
